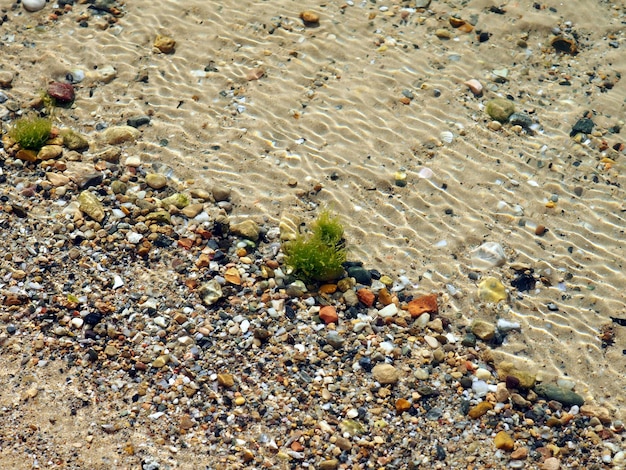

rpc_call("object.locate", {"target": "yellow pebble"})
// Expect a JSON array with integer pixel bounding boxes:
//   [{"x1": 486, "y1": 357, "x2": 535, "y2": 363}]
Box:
[{"x1": 235, "y1": 396, "x2": 246, "y2": 406}]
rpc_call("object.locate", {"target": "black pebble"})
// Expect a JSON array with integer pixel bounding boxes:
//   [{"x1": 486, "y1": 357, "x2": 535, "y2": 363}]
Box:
[
  {"x1": 512, "y1": 273, "x2": 536, "y2": 292},
  {"x1": 127, "y1": 116, "x2": 151, "y2": 128},
  {"x1": 347, "y1": 266, "x2": 372, "y2": 285},
  {"x1": 570, "y1": 117, "x2": 594, "y2": 136},
  {"x1": 358, "y1": 356, "x2": 373, "y2": 372}
]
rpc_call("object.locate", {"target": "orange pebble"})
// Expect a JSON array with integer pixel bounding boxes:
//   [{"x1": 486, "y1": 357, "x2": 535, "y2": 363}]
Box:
[{"x1": 319, "y1": 306, "x2": 338, "y2": 324}]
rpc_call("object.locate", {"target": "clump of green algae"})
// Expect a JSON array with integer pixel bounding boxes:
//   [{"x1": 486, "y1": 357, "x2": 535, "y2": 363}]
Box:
[
  {"x1": 283, "y1": 209, "x2": 347, "y2": 283},
  {"x1": 9, "y1": 115, "x2": 52, "y2": 150}
]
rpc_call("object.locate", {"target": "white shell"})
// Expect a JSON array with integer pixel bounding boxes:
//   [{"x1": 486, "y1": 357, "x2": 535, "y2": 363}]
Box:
[
  {"x1": 471, "y1": 242, "x2": 506, "y2": 269},
  {"x1": 440, "y1": 130, "x2": 454, "y2": 143}
]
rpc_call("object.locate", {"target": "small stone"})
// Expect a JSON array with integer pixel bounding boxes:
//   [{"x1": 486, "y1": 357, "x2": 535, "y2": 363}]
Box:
[
  {"x1": 580, "y1": 404, "x2": 611, "y2": 424},
  {"x1": 497, "y1": 363, "x2": 536, "y2": 389},
  {"x1": 180, "y1": 415, "x2": 194, "y2": 430},
  {"x1": 487, "y1": 120, "x2": 502, "y2": 131},
  {"x1": 477, "y1": 277, "x2": 507, "y2": 302},
  {"x1": 494, "y1": 431, "x2": 514, "y2": 451},
  {"x1": 145, "y1": 173, "x2": 167, "y2": 189},
  {"x1": 23, "y1": 0, "x2": 46, "y2": 13},
  {"x1": 395, "y1": 398, "x2": 411, "y2": 414},
  {"x1": 511, "y1": 447, "x2": 528, "y2": 460},
  {"x1": 347, "y1": 266, "x2": 372, "y2": 285},
  {"x1": 299, "y1": 11, "x2": 320, "y2": 26},
  {"x1": 104, "y1": 345, "x2": 118, "y2": 357},
  {"x1": 471, "y1": 242, "x2": 506, "y2": 269},
  {"x1": 127, "y1": 116, "x2": 151, "y2": 128},
  {"x1": 468, "y1": 401, "x2": 493, "y2": 419},
  {"x1": 146, "y1": 210, "x2": 171, "y2": 224},
  {"x1": 161, "y1": 193, "x2": 190, "y2": 209},
  {"x1": 78, "y1": 191, "x2": 105, "y2": 222},
  {"x1": 407, "y1": 294, "x2": 438, "y2": 317},
  {"x1": 378, "y1": 288, "x2": 394, "y2": 305},
  {"x1": 102, "y1": 126, "x2": 140, "y2": 145},
  {"x1": 47, "y1": 82, "x2": 75, "y2": 104},
  {"x1": 154, "y1": 34, "x2": 176, "y2": 54},
  {"x1": 356, "y1": 288, "x2": 375, "y2": 307},
  {"x1": 319, "y1": 306, "x2": 338, "y2": 324},
  {"x1": 435, "y1": 29, "x2": 452, "y2": 39},
  {"x1": 534, "y1": 383, "x2": 584, "y2": 406},
  {"x1": 535, "y1": 225, "x2": 548, "y2": 236},
  {"x1": 471, "y1": 320, "x2": 495, "y2": 340},
  {"x1": 372, "y1": 363, "x2": 400, "y2": 385},
  {"x1": 181, "y1": 203, "x2": 204, "y2": 218},
  {"x1": 151, "y1": 354, "x2": 170, "y2": 368},
  {"x1": 325, "y1": 331, "x2": 345, "y2": 350},
  {"x1": 46, "y1": 172, "x2": 70, "y2": 187},
  {"x1": 230, "y1": 219, "x2": 260, "y2": 241},
  {"x1": 217, "y1": 373, "x2": 235, "y2": 388},
  {"x1": 37, "y1": 145, "x2": 63, "y2": 161},
  {"x1": 0, "y1": 71, "x2": 14, "y2": 88},
  {"x1": 62, "y1": 130, "x2": 89, "y2": 151},
  {"x1": 212, "y1": 186, "x2": 231, "y2": 202},
  {"x1": 318, "y1": 459, "x2": 339, "y2": 470},
  {"x1": 464, "y1": 79, "x2": 483, "y2": 96},
  {"x1": 495, "y1": 382, "x2": 510, "y2": 403},
  {"x1": 224, "y1": 267, "x2": 242, "y2": 285},
  {"x1": 542, "y1": 457, "x2": 560, "y2": 470},
  {"x1": 485, "y1": 98, "x2": 515, "y2": 122},
  {"x1": 246, "y1": 68, "x2": 265, "y2": 81},
  {"x1": 198, "y1": 280, "x2": 223, "y2": 306}
]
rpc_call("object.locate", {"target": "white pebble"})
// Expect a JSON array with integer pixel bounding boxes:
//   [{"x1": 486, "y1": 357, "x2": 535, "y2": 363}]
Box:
[
  {"x1": 70, "y1": 318, "x2": 84, "y2": 329},
  {"x1": 345, "y1": 408, "x2": 359, "y2": 419},
  {"x1": 240, "y1": 319, "x2": 250, "y2": 334},
  {"x1": 126, "y1": 231, "x2": 143, "y2": 244},
  {"x1": 497, "y1": 319, "x2": 520, "y2": 332},
  {"x1": 378, "y1": 304, "x2": 398, "y2": 318},
  {"x1": 472, "y1": 380, "x2": 489, "y2": 397},
  {"x1": 23, "y1": 0, "x2": 46, "y2": 12},
  {"x1": 112, "y1": 275, "x2": 124, "y2": 289},
  {"x1": 418, "y1": 167, "x2": 434, "y2": 179}
]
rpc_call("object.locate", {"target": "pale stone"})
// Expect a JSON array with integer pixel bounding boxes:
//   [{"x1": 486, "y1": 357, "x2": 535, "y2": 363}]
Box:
[
  {"x1": 46, "y1": 172, "x2": 70, "y2": 187},
  {"x1": 101, "y1": 126, "x2": 140, "y2": 145},
  {"x1": 372, "y1": 363, "x2": 400, "y2": 384},
  {"x1": 230, "y1": 219, "x2": 260, "y2": 240},
  {"x1": 78, "y1": 190, "x2": 105, "y2": 222},
  {"x1": 37, "y1": 145, "x2": 63, "y2": 161},
  {"x1": 23, "y1": 0, "x2": 46, "y2": 13}
]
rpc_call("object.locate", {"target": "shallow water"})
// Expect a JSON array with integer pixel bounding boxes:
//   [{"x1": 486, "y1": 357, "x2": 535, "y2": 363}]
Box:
[{"x1": 2, "y1": 0, "x2": 626, "y2": 418}]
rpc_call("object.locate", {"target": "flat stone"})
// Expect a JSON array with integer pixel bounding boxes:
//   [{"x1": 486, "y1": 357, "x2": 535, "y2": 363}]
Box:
[
  {"x1": 471, "y1": 320, "x2": 495, "y2": 340},
  {"x1": 372, "y1": 363, "x2": 400, "y2": 385},
  {"x1": 62, "y1": 130, "x2": 89, "y2": 151},
  {"x1": 101, "y1": 126, "x2": 140, "y2": 145},
  {"x1": 477, "y1": 277, "x2": 507, "y2": 302},
  {"x1": 356, "y1": 288, "x2": 375, "y2": 307},
  {"x1": 212, "y1": 186, "x2": 231, "y2": 202},
  {"x1": 37, "y1": 145, "x2": 63, "y2": 161},
  {"x1": 151, "y1": 354, "x2": 170, "y2": 368},
  {"x1": 46, "y1": 172, "x2": 70, "y2": 187},
  {"x1": 217, "y1": 373, "x2": 234, "y2": 388},
  {"x1": 144, "y1": 174, "x2": 166, "y2": 190},
  {"x1": 407, "y1": 294, "x2": 438, "y2": 317},
  {"x1": 104, "y1": 345, "x2": 118, "y2": 357},
  {"x1": 318, "y1": 459, "x2": 339, "y2": 470},
  {"x1": 230, "y1": 219, "x2": 260, "y2": 240},
  {"x1": 180, "y1": 415, "x2": 194, "y2": 430},
  {"x1": 535, "y1": 383, "x2": 584, "y2": 406}
]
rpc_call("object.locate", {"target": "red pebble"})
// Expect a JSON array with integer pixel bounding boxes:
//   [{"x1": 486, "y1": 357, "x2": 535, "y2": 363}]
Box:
[
  {"x1": 48, "y1": 82, "x2": 75, "y2": 104},
  {"x1": 319, "y1": 306, "x2": 338, "y2": 324},
  {"x1": 356, "y1": 288, "x2": 375, "y2": 307}
]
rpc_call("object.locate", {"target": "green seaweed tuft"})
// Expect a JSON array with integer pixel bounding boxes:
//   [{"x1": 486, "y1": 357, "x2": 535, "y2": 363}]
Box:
[
  {"x1": 283, "y1": 209, "x2": 347, "y2": 283},
  {"x1": 9, "y1": 115, "x2": 52, "y2": 150}
]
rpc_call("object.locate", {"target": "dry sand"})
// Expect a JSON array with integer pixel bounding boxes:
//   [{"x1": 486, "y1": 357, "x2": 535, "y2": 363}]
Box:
[{"x1": 0, "y1": 0, "x2": 625, "y2": 468}]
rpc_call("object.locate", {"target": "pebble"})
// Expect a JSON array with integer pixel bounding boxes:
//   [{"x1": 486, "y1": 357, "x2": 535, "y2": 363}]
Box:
[
  {"x1": 77, "y1": 191, "x2": 105, "y2": 222},
  {"x1": 372, "y1": 363, "x2": 400, "y2": 384},
  {"x1": 494, "y1": 430, "x2": 514, "y2": 451},
  {"x1": 356, "y1": 288, "x2": 375, "y2": 307},
  {"x1": 154, "y1": 34, "x2": 176, "y2": 54},
  {"x1": 464, "y1": 79, "x2": 483, "y2": 96},
  {"x1": 318, "y1": 459, "x2": 339, "y2": 470},
  {"x1": 47, "y1": 82, "x2": 75, "y2": 104},
  {"x1": 407, "y1": 294, "x2": 438, "y2": 317},
  {"x1": 534, "y1": 383, "x2": 584, "y2": 406},
  {"x1": 22, "y1": 0, "x2": 46, "y2": 12},
  {"x1": 471, "y1": 320, "x2": 495, "y2": 341},
  {"x1": 101, "y1": 126, "x2": 140, "y2": 145},
  {"x1": 477, "y1": 277, "x2": 507, "y2": 302},
  {"x1": 468, "y1": 401, "x2": 493, "y2": 418},
  {"x1": 471, "y1": 242, "x2": 506, "y2": 269},
  {"x1": 319, "y1": 306, "x2": 338, "y2": 324},
  {"x1": 485, "y1": 98, "x2": 515, "y2": 122},
  {"x1": 145, "y1": 173, "x2": 167, "y2": 189},
  {"x1": 230, "y1": 219, "x2": 260, "y2": 241},
  {"x1": 299, "y1": 11, "x2": 320, "y2": 26},
  {"x1": 542, "y1": 457, "x2": 561, "y2": 470},
  {"x1": 217, "y1": 373, "x2": 235, "y2": 388},
  {"x1": 0, "y1": 71, "x2": 14, "y2": 88}
]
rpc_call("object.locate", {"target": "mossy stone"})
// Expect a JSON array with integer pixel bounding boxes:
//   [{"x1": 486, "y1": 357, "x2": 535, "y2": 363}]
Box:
[
  {"x1": 486, "y1": 98, "x2": 515, "y2": 122},
  {"x1": 62, "y1": 129, "x2": 89, "y2": 151},
  {"x1": 161, "y1": 193, "x2": 190, "y2": 209},
  {"x1": 535, "y1": 383, "x2": 584, "y2": 406}
]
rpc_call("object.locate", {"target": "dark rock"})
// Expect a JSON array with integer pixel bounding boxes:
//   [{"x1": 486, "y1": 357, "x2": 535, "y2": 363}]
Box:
[
  {"x1": 570, "y1": 117, "x2": 594, "y2": 137},
  {"x1": 127, "y1": 116, "x2": 151, "y2": 128},
  {"x1": 358, "y1": 356, "x2": 373, "y2": 372},
  {"x1": 511, "y1": 272, "x2": 535, "y2": 292},
  {"x1": 347, "y1": 266, "x2": 372, "y2": 285},
  {"x1": 48, "y1": 82, "x2": 75, "y2": 104},
  {"x1": 508, "y1": 112, "x2": 533, "y2": 130},
  {"x1": 535, "y1": 383, "x2": 584, "y2": 406},
  {"x1": 84, "y1": 312, "x2": 103, "y2": 325}
]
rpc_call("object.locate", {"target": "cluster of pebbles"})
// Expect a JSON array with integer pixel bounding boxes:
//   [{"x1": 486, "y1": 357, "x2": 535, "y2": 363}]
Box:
[{"x1": 0, "y1": 124, "x2": 624, "y2": 469}]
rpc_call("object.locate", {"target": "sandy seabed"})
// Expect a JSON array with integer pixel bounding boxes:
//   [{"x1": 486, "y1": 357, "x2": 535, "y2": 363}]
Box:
[{"x1": 0, "y1": 0, "x2": 625, "y2": 468}]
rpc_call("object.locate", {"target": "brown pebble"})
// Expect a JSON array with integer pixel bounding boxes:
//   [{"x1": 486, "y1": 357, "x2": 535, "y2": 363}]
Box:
[
  {"x1": 180, "y1": 415, "x2": 194, "y2": 430},
  {"x1": 399, "y1": 96, "x2": 411, "y2": 105},
  {"x1": 154, "y1": 34, "x2": 176, "y2": 54},
  {"x1": 395, "y1": 398, "x2": 411, "y2": 414},
  {"x1": 378, "y1": 288, "x2": 394, "y2": 306},
  {"x1": 246, "y1": 68, "x2": 264, "y2": 81},
  {"x1": 511, "y1": 447, "x2": 529, "y2": 460},
  {"x1": 356, "y1": 288, "x2": 375, "y2": 307},
  {"x1": 217, "y1": 373, "x2": 235, "y2": 388},
  {"x1": 468, "y1": 401, "x2": 493, "y2": 419},
  {"x1": 300, "y1": 10, "x2": 320, "y2": 25},
  {"x1": 535, "y1": 225, "x2": 547, "y2": 236}
]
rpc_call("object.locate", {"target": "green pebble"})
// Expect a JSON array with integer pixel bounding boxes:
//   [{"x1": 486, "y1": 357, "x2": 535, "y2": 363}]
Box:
[
  {"x1": 486, "y1": 98, "x2": 515, "y2": 123},
  {"x1": 535, "y1": 383, "x2": 584, "y2": 406}
]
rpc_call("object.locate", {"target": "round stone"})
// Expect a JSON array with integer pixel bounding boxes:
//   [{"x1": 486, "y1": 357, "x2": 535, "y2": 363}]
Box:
[
  {"x1": 23, "y1": 0, "x2": 46, "y2": 12},
  {"x1": 145, "y1": 173, "x2": 168, "y2": 189},
  {"x1": 372, "y1": 363, "x2": 400, "y2": 384}
]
